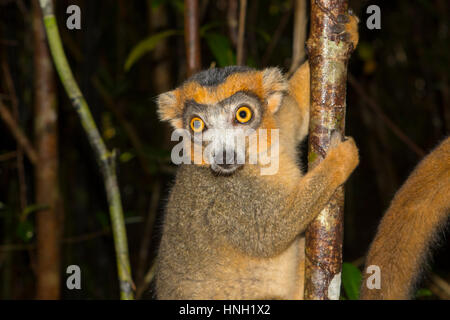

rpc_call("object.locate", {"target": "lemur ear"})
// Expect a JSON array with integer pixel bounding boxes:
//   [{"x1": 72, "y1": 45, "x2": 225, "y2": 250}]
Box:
[
  {"x1": 288, "y1": 61, "x2": 310, "y2": 110},
  {"x1": 157, "y1": 90, "x2": 183, "y2": 129},
  {"x1": 262, "y1": 67, "x2": 289, "y2": 114}
]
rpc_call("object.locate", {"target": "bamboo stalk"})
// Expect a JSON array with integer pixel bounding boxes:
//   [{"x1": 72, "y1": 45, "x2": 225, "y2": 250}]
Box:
[
  {"x1": 38, "y1": 0, "x2": 134, "y2": 299},
  {"x1": 304, "y1": 0, "x2": 355, "y2": 300}
]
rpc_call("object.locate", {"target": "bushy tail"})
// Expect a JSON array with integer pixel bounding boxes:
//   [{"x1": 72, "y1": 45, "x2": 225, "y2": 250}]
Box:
[{"x1": 360, "y1": 137, "x2": 450, "y2": 299}]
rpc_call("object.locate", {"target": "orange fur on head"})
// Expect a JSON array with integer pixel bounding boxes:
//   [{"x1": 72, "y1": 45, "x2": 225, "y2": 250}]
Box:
[
  {"x1": 181, "y1": 72, "x2": 265, "y2": 105},
  {"x1": 157, "y1": 89, "x2": 183, "y2": 129},
  {"x1": 157, "y1": 68, "x2": 289, "y2": 130}
]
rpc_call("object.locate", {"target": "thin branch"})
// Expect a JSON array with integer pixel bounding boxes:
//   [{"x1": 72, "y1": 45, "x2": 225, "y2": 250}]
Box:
[
  {"x1": 428, "y1": 273, "x2": 450, "y2": 300},
  {"x1": 348, "y1": 74, "x2": 426, "y2": 157},
  {"x1": 136, "y1": 261, "x2": 156, "y2": 299},
  {"x1": 38, "y1": 0, "x2": 134, "y2": 300},
  {"x1": 236, "y1": 0, "x2": 247, "y2": 65},
  {"x1": 0, "y1": 39, "x2": 19, "y2": 46},
  {"x1": 136, "y1": 181, "x2": 161, "y2": 298},
  {"x1": 0, "y1": 219, "x2": 142, "y2": 252},
  {"x1": 0, "y1": 100, "x2": 38, "y2": 164},
  {"x1": 92, "y1": 76, "x2": 152, "y2": 177},
  {"x1": 0, "y1": 151, "x2": 17, "y2": 162},
  {"x1": 0, "y1": 243, "x2": 33, "y2": 252},
  {"x1": 16, "y1": 0, "x2": 29, "y2": 17},
  {"x1": 2, "y1": 51, "x2": 28, "y2": 211},
  {"x1": 227, "y1": 0, "x2": 239, "y2": 47},
  {"x1": 288, "y1": 0, "x2": 308, "y2": 75}
]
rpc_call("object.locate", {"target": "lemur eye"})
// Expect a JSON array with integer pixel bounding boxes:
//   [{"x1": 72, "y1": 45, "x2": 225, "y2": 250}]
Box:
[
  {"x1": 190, "y1": 117, "x2": 205, "y2": 132},
  {"x1": 236, "y1": 106, "x2": 252, "y2": 123}
]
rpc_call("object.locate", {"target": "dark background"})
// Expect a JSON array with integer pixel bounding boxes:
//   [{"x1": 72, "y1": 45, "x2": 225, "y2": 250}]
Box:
[{"x1": 0, "y1": 0, "x2": 448, "y2": 299}]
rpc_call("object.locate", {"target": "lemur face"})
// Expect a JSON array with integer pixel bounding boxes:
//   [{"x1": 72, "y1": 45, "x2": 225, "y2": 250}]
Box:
[
  {"x1": 182, "y1": 91, "x2": 263, "y2": 174},
  {"x1": 157, "y1": 66, "x2": 288, "y2": 174}
]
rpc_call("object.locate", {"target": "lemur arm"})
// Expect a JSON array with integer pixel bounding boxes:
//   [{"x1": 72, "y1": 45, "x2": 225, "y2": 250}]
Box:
[{"x1": 228, "y1": 134, "x2": 359, "y2": 258}]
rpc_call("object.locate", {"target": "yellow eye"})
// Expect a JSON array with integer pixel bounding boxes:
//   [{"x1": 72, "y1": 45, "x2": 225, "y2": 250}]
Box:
[
  {"x1": 190, "y1": 117, "x2": 205, "y2": 132},
  {"x1": 236, "y1": 106, "x2": 252, "y2": 123}
]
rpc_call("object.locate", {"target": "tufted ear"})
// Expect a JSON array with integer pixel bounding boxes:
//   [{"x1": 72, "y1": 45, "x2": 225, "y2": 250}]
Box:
[
  {"x1": 156, "y1": 89, "x2": 183, "y2": 129},
  {"x1": 288, "y1": 61, "x2": 310, "y2": 110},
  {"x1": 262, "y1": 67, "x2": 289, "y2": 114}
]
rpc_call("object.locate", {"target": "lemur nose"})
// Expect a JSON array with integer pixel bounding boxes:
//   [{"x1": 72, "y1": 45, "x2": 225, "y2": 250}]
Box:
[{"x1": 214, "y1": 150, "x2": 237, "y2": 167}]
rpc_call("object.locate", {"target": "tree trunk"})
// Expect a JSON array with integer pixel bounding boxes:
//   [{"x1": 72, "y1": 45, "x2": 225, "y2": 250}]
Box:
[
  {"x1": 304, "y1": 0, "x2": 355, "y2": 300},
  {"x1": 32, "y1": 0, "x2": 61, "y2": 299}
]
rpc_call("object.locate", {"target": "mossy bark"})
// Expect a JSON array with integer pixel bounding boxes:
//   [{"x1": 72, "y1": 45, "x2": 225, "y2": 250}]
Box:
[{"x1": 304, "y1": 0, "x2": 355, "y2": 300}]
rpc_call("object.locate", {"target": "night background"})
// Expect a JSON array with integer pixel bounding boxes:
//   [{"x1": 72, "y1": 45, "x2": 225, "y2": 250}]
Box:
[{"x1": 0, "y1": 0, "x2": 449, "y2": 299}]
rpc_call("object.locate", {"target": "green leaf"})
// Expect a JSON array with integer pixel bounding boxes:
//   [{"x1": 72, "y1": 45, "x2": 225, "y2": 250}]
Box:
[
  {"x1": 20, "y1": 203, "x2": 49, "y2": 221},
  {"x1": 342, "y1": 262, "x2": 362, "y2": 300},
  {"x1": 357, "y1": 42, "x2": 374, "y2": 61},
  {"x1": 255, "y1": 29, "x2": 271, "y2": 44},
  {"x1": 151, "y1": 0, "x2": 184, "y2": 13},
  {"x1": 169, "y1": 0, "x2": 184, "y2": 12},
  {"x1": 204, "y1": 32, "x2": 236, "y2": 67},
  {"x1": 151, "y1": 0, "x2": 166, "y2": 9},
  {"x1": 16, "y1": 220, "x2": 34, "y2": 242},
  {"x1": 95, "y1": 211, "x2": 110, "y2": 229},
  {"x1": 199, "y1": 22, "x2": 221, "y2": 37},
  {"x1": 119, "y1": 151, "x2": 135, "y2": 163},
  {"x1": 124, "y1": 30, "x2": 180, "y2": 71},
  {"x1": 415, "y1": 288, "x2": 433, "y2": 298}
]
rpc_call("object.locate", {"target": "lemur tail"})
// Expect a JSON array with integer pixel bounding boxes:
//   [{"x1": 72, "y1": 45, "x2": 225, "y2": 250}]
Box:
[{"x1": 360, "y1": 137, "x2": 450, "y2": 299}]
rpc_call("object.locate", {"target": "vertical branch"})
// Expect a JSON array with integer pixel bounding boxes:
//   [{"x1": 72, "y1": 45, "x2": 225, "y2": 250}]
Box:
[
  {"x1": 236, "y1": 0, "x2": 247, "y2": 65},
  {"x1": 227, "y1": 0, "x2": 239, "y2": 48},
  {"x1": 288, "y1": 0, "x2": 308, "y2": 75},
  {"x1": 38, "y1": 0, "x2": 134, "y2": 299},
  {"x1": 147, "y1": 0, "x2": 174, "y2": 145},
  {"x1": 1, "y1": 57, "x2": 27, "y2": 211},
  {"x1": 261, "y1": 2, "x2": 293, "y2": 67},
  {"x1": 304, "y1": 0, "x2": 355, "y2": 300},
  {"x1": 32, "y1": 0, "x2": 61, "y2": 299},
  {"x1": 184, "y1": 0, "x2": 201, "y2": 76}
]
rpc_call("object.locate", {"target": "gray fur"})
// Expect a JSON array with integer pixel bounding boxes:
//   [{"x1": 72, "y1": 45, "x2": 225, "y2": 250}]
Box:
[{"x1": 185, "y1": 66, "x2": 254, "y2": 87}]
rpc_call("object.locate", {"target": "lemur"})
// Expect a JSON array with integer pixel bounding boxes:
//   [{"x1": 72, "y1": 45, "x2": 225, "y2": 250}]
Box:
[{"x1": 154, "y1": 17, "x2": 450, "y2": 300}]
